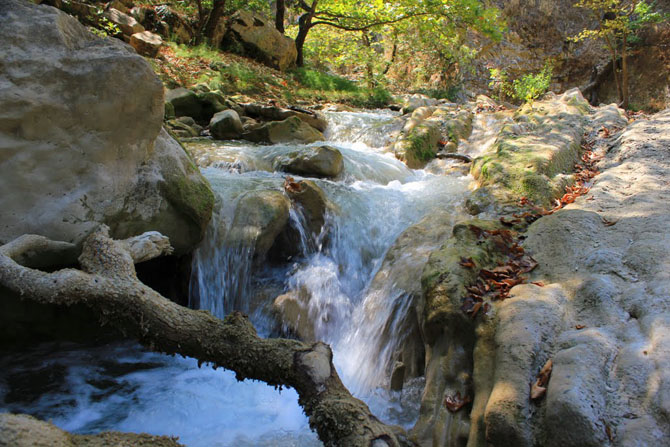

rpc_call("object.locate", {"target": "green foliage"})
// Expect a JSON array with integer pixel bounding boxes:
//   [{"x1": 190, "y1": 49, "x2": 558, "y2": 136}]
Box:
[
  {"x1": 291, "y1": 68, "x2": 359, "y2": 92},
  {"x1": 488, "y1": 64, "x2": 553, "y2": 104},
  {"x1": 512, "y1": 64, "x2": 553, "y2": 104}
]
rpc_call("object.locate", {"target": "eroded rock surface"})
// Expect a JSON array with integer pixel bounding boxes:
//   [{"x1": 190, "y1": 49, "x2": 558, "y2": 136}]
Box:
[
  {"x1": 412, "y1": 107, "x2": 670, "y2": 447},
  {"x1": 0, "y1": 0, "x2": 214, "y2": 253}
]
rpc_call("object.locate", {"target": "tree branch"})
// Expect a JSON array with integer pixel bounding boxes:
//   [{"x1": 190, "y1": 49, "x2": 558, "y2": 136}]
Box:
[{"x1": 0, "y1": 229, "x2": 414, "y2": 447}]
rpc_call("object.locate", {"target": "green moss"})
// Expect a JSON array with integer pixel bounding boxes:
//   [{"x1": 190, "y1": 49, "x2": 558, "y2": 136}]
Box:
[{"x1": 470, "y1": 92, "x2": 588, "y2": 208}]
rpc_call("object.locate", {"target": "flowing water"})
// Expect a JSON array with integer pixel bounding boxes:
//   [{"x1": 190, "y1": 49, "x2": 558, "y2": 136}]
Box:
[{"x1": 0, "y1": 109, "x2": 476, "y2": 445}]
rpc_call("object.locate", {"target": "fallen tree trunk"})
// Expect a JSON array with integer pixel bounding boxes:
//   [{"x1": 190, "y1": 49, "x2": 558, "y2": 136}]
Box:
[{"x1": 0, "y1": 226, "x2": 413, "y2": 447}]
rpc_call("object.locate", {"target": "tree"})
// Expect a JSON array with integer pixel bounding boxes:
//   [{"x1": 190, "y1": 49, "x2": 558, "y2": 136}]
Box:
[
  {"x1": 572, "y1": 0, "x2": 665, "y2": 108},
  {"x1": 0, "y1": 227, "x2": 414, "y2": 447},
  {"x1": 290, "y1": 0, "x2": 503, "y2": 88},
  {"x1": 276, "y1": 0, "x2": 286, "y2": 33}
]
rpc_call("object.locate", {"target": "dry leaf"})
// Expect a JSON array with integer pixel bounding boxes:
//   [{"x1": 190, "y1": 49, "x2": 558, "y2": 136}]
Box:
[
  {"x1": 444, "y1": 392, "x2": 472, "y2": 412},
  {"x1": 530, "y1": 379, "x2": 546, "y2": 400}
]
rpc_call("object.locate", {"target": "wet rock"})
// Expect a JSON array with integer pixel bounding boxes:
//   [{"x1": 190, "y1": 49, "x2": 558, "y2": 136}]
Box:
[
  {"x1": 285, "y1": 180, "x2": 329, "y2": 237},
  {"x1": 209, "y1": 109, "x2": 243, "y2": 140},
  {"x1": 392, "y1": 119, "x2": 441, "y2": 169},
  {"x1": 129, "y1": 30, "x2": 162, "y2": 58},
  {"x1": 273, "y1": 145, "x2": 343, "y2": 178},
  {"x1": 0, "y1": 0, "x2": 214, "y2": 253},
  {"x1": 273, "y1": 288, "x2": 314, "y2": 341},
  {"x1": 227, "y1": 190, "x2": 290, "y2": 261},
  {"x1": 243, "y1": 104, "x2": 328, "y2": 132},
  {"x1": 243, "y1": 116, "x2": 325, "y2": 144},
  {"x1": 223, "y1": 10, "x2": 297, "y2": 71}
]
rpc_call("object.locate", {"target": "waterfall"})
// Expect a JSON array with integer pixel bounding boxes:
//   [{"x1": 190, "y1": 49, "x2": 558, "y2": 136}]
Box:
[{"x1": 1, "y1": 108, "x2": 478, "y2": 447}]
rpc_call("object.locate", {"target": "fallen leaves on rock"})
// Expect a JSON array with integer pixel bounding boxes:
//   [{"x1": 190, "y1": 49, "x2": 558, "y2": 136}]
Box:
[
  {"x1": 531, "y1": 359, "x2": 553, "y2": 402},
  {"x1": 461, "y1": 226, "x2": 540, "y2": 318},
  {"x1": 444, "y1": 391, "x2": 472, "y2": 412},
  {"x1": 284, "y1": 176, "x2": 303, "y2": 193}
]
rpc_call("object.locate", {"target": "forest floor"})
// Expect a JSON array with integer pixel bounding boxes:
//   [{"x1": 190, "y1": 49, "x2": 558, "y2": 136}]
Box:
[{"x1": 151, "y1": 43, "x2": 393, "y2": 108}]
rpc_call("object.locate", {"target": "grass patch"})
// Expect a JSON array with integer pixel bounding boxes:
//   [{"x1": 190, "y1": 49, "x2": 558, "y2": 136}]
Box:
[{"x1": 290, "y1": 68, "x2": 359, "y2": 92}]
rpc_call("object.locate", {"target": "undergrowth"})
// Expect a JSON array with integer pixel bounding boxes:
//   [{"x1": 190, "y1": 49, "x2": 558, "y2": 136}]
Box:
[{"x1": 153, "y1": 43, "x2": 394, "y2": 108}]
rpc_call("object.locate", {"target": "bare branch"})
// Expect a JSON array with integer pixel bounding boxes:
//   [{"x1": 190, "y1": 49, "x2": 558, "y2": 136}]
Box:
[{"x1": 0, "y1": 230, "x2": 415, "y2": 447}]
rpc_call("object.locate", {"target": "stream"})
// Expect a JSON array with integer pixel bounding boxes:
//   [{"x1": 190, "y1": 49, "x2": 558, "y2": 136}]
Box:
[{"x1": 0, "y1": 110, "x2": 476, "y2": 446}]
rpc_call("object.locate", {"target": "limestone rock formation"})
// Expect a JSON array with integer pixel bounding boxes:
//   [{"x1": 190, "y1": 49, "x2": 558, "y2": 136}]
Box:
[
  {"x1": 222, "y1": 10, "x2": 297, "y2": 71},
  {"x1": 0, "y1": 0, "x2": 214, "y2": 254}
]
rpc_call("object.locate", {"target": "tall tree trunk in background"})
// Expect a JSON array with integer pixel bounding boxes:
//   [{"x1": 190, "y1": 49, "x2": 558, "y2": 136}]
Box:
[
  {"x1": 621, "y1": 32, "x2": 629, "y2": 109},
  {"x1": 295, "y1": 0, "x2": 318, "y2": 67},
  {"x1": 204, "y1": 0, "x2": 226, "y2": 42},
  {"x1": 361, "y1": 31, "x2": 376, "y2": 89},
  {"x1": 275, "y1": 0, "x2": 285, "y2": 33},
  {"x1": 193, "y1": 0, "x2": 206, "y2": 45}
]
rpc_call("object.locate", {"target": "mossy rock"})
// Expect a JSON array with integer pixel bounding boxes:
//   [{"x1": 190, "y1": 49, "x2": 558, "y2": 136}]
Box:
[
  {"x1": 470, "y1": 89, "x2": 590, "y2": 209},
  {"x1": 395, "y1": 121, "x2": 440, "y2": 169}
]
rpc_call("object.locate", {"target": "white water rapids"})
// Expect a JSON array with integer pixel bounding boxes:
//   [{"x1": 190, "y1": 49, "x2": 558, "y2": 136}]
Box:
[{"x1": 0, "y1": 110, "x2": 476, "y2": 446}]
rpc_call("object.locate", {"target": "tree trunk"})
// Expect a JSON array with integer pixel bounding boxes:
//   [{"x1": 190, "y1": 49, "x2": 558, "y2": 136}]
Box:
[
  {"x1": 193, "y1": 0, "x2": 206, "y2": 45},
  {"x1": 204, "y1": 0, "x2": 226, "y2": 42},
  {"x1": 296, "y1": 0, "x2": 318, "y2": 67},
  {"x1": 621, "y1": 32, "x2": 629, "y2": 109},
  {"x1": 0, "y1": 227, "x2": 415, "y2": 447},
  {"x1": 276, "y1": 0, "x2": 285, "y2": 33},
  {"x1": 362, "y1": 31, "x2": 376, "y2": 89}
]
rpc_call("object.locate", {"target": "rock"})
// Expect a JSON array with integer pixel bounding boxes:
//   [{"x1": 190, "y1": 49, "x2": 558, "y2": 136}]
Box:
[
  {"x1": 243, "y1": 116, "x2": 325, "y2": 144},
  {"x1": 0, "y1": 413, "x2": 183, "y2": 446},
  {"x1": 0, "y1": 0, "x2": 214, "y2": 254},
  {"x1": 108, "y1": 0, "x2": 130, "y2": 14},
  {"x1": 61, "y1": 0, "x2": 100, "y2": 26},
  {"x1": 470, "y1": 89, "x2": 591, "y2": 208},
  {"x1": 166, "y1": 119, "x2": 199, "y2": 138},
  {"x1": 285, "y1": 180, "x2": 329, "y2": 237},
  {"x1": 164, "y1": 101, "x2": 175, "y2": 120},
  {"x1": 392, "y1": 120, "x2": 441, "y2": 169},
  {"x1": 209, "y1": 109, "x2": 243, "y2": 140},
  {"x1": 165, "y1": 88, "x2": 203, "y2": 121},
  {"x1": 243, "y1": 103, "x2": 328, "y2": 132},
  {"x1": 273, "y1": 145, "x2": 343, "y2": 178},
  {"x1": 273, "y1": 288, "x2": 314, "y2": 341},
  {"x1": 197, "y1": 90, "x2": 227, "y2": 119},
  {"x1": 223, "y1": 10, "x2": 297, "y2": 71},
  {"x1": 129, "y1": 30, "x2": 162, "y2": 58},
  {"x1": 163, "y1": 8, "x2": 192, "y2": 43},
  {"x1": 227, "y1": 190, "x2": 290, "y2": 261},
  {"x1": 104, "y1": 7, "x2": 144, "y2": 36},
  {"x1": 399, "y1": 94, "x2": 439, "y2": 114}
]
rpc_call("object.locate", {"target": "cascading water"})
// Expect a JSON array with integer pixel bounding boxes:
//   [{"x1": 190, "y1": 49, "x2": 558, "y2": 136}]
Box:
[{"x1": 0, "y1": 109, "x2": 476, "y2": 446}]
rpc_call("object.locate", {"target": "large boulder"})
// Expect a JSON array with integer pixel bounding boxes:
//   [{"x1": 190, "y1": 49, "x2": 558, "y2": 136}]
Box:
[
  {"x1": 209, "y1": 109, "x2": 243, "y2": 140},
  {"x1": 243, "y1": 116, "x2": 325, "y2": 144},
  {"x1": 223, "y1": 10, "x2": 297, "y2": 71},
  {"x1": 0, "y1": 0, "x2": 214, "y2": 254},
  {"x1": 273, "y1": 145, "x2": 343, "y2": 178}
]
